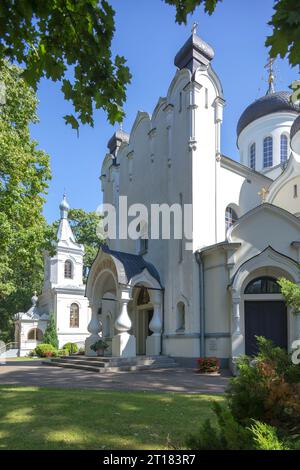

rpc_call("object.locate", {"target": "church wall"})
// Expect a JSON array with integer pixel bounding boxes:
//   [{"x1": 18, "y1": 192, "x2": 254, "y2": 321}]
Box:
[
  {"x1": 230, "y1": 208, "x2": 300, "y2": 270},
  {"x1": 272, "y1": 175, "x2": 300, "y2": 216},
  {"x1": 202, "y1": 250, "x2": 231, "y2": 361},
  {"x1": 216, "y1": 164, "x2": 270, "y2": 242},
  {"x1": 55, "y1": 292, "x2": 90, "y2": 348}
]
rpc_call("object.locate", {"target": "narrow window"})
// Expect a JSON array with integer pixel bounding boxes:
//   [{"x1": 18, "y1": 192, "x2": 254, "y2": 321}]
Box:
[
  {"x1": 294, "y1": 184, "x2": 298, "y2": 198},
  {"x1": 280, "y1": 134, "x2": 288, "y2": 165},
  {"x1": 263, "y1": 137, "x2": 273, "y2": 168},
  {"x1": 179, "y1": 91, "x2": 182, "y2": 113},
  {"x1": 64, "y1": 260, "x2": 73, "y2": 279},
  {"x1": 225, "y1": 206, "x2": 238, "y2": 232},
  {"x1": 179, "y1": 193, "x2": 183, "y2": 263},
  {"x1": 70, "y1": 303, "x2": 79, "y2": 328},
  {"x1": 249, "y1": 143, "x2": 256, "y2": 170}
]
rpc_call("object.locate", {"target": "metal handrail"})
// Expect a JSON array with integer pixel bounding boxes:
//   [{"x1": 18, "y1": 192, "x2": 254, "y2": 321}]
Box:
[{"x1": 0, "y1": 342, "x2": 19, "y2": 355}]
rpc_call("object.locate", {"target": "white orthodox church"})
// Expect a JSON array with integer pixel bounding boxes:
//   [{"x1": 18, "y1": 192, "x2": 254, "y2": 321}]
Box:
[
  {"x1": 15, "y1": 195, "x2": 90, "y2": 356},
  {"x1": 83, "y1": 28, "x2": 300, "y2": 369}
]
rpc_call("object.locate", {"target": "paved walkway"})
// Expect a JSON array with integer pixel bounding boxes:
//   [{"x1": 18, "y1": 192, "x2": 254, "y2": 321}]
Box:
[{"x1": 0, "y1": 361, "x2": 230, "y2": 394}]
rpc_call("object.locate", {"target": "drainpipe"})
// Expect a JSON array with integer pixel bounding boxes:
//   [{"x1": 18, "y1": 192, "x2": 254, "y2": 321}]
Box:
[{"x1": 195, "y1": 251, "x2": 205, "y2": 357}]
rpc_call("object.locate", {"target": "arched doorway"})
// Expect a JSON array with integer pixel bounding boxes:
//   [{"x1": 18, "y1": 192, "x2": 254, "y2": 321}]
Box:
[
  {"x1": 244, "y1": 276, "x2": 287, "y2": 356},
  {"x1": 134, "y1": 286, "x2": 153, "y2": 355}
]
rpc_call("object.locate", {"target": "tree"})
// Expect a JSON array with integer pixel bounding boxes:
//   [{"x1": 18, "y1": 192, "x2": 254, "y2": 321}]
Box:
[
  {"x1": 43, "y1": 313, "x2": 59, "y2": 349},
  {"x1": 0, "y1": 0, "x2": 131, "y2": 131},
  {"x1": 0, "y1": 61, "x2": 52, "y2": 342},
  {"x1": 165, "y1": 0, "x2": 300, "y2": 100},
  {"x1": 52, "y1": 208, "x2": 102, "y2": 281},
  {"x1": 1, "y1": 1, "x2": 299, "y2": 131},
  {"x1": 278, "y1": 277, "x2": 300, "y2": 313}
]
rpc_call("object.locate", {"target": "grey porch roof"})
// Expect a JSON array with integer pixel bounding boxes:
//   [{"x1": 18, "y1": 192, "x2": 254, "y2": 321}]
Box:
[{"x1": 102, "y1": 245, "x2": 161, "y2": 285}]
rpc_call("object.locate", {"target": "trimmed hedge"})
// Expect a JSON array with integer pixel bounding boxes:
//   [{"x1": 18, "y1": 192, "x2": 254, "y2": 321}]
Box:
[
  {"x1": 35, "y1": 343, "x2": 58, "y2": 358},
  {"x1": 63, "y1": 342, "x2": 78, "y2": 354}
]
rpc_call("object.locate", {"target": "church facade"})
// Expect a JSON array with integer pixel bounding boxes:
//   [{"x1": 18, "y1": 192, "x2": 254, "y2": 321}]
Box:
[
  {"x1": 15, "y1": 195, "x2": 90, "y2": 356},
  {"x1": 84, "y1": 29, "x2": 300, "y2": 368}
]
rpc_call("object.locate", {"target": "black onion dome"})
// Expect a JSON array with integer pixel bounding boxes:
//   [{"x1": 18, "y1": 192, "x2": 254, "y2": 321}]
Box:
[
  {"x1": 291, "y1": 114, "x2": 300, "y2": 141},
  {"x1": 237, "y1": 91, "x2": 299, "y2": 137}
]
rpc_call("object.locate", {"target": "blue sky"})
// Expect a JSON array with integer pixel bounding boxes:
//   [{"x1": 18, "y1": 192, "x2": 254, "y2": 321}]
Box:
[{"x1": 30, "y1": 0, "x2": 297, "y2": 223}]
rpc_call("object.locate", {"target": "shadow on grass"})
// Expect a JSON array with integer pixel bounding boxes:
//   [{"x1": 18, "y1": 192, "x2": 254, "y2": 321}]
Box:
[{"x1": 0, "y1": 386, "x2": 224, "y2": 450}]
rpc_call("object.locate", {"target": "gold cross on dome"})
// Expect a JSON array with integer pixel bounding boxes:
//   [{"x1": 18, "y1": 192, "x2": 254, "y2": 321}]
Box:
[
  {"x1": 258, "y1": 187, "x2": 269, "y2": 203},
  {"x1": 191, "y1": 22, "x2": 198, "y2": 35}
]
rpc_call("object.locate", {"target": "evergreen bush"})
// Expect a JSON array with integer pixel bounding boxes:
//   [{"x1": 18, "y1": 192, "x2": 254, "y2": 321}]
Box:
[{"x1": 43, "y1": 313, "x2": 59, "y2": 349}]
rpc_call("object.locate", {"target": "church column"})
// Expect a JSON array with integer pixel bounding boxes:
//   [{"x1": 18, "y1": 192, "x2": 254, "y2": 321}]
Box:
[
  {"x1": 231, "y1": 297, "x2": 243, "y2": 360},
  {"x1": 85, "y1": 302, "x2": 102, "y2": 357},
  {"x1": 112, "y1": 287, "x2": 136, "y2": 357},
  {"x1": 146, "y1": 290, "x2": 162, "y2": 356}
]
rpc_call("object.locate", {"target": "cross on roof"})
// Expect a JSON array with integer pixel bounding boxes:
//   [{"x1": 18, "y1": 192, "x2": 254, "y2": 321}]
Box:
[{"x1": 191, "y1": 22, "x2": 198, "y2": 35}]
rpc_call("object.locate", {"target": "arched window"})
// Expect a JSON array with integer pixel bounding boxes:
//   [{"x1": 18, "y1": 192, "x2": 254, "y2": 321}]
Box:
[
  {"x1": 70, "y1": 303, "x2": 79, "y2": 328},
  {"x1": 225, "y1": 206, "x2": 238, "y2": 231},
  {"x1": 249, "y1": 143, "x2": 256, "y2": 170},
  {"x1": 263, "y1": 137, "x2": 273, "y2": 168},
  {"x1": 27, "y1": 328, "x2": 43, "y2": 342},
  {"x1": 176, "y1": 302, "x2": 185, "y2": 332},
  {"x1": 64, "y1": 260, "x2": 73, "y2": 279},
  {"x1": 280, "y1": 134, "x2": 288, "y2": 165},
  {"x1": 245, "y1": 277, "x2": 281, "y2": 294}
]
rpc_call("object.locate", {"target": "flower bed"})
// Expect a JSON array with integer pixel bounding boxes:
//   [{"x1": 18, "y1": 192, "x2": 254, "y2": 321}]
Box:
[{"x1": 196, "y1": 357, "x2": 220, "y2": 374}]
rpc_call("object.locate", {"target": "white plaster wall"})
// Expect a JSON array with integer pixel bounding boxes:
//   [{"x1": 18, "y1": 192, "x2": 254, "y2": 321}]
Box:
[{"x1": 55, "y1": 293, "x2": 90, "y2": 348}]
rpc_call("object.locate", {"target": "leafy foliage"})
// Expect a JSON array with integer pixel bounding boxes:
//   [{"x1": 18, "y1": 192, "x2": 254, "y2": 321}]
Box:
[
  {"x1": 63, "y1": 342, "x2": 79, "y2": 354},
  {"x1": 163, "y1": 0, "x2": 221, "y2": 23},
  {"x1": 43, "y1": 314, "x2": 59, "y2": 349},
  {"x1": 0, "y1": 0, "x2": 131, "y2": 130},
  {"x1": 186, "y1": 402, "x2": 251, "y2": 450},
  {"x1": 278, "y1": 276, "x2": 300, "y2": 313},
  {"x1": 227, "y1": 337, "x2": 300, "y2": 434},
  {"x1": 187, "y1": 338, "x2": 300, "y2": 450},
  {"x1": 52, "y1": 208, "x2": 102, "y2": 281},
  {"x1": 248, "y1": 420, "x2": 289, "y2": 450},
  {"x1": 0, "y1": 61, "x2": 52, "y2": 342},
  {"x1": 34, "y1": 343, "x2": 58, "y2": 358}
]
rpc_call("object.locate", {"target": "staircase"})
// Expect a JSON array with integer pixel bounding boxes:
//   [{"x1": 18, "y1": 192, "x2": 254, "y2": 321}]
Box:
[
  {"x1": 0, "y1": 342, "x2": 19, "y2": 360},
  {"x1": 44, "y1": 355, "x2": 177, "y2": 373}
]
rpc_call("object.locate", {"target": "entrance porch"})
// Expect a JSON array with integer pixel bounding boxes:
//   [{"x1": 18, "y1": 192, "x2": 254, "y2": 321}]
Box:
[{"x1": 85, "y1": 246, "x2": 163, "y2": 358}]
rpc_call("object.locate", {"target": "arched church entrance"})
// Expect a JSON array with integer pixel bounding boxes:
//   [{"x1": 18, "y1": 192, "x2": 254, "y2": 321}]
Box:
[
  {"x1": 134, "y1": 286, "x2": 153, "y2": 355},
  {"x1": 244, "y1": 276, "x2": 287, "y2": 356}
]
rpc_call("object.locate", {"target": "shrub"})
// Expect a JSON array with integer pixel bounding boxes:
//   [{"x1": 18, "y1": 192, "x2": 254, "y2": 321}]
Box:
[
  {"x1": 227, "y1": 337, "x2": 300, "y2": 435},
  {"x1": 186, "y1": 403, "x2": 289, "y2": 451},
  {"x1": 43, "y1": 313, "x2": 59, "y2": 349},
  {"x1": 196, "y1": 357, "x2": 220, "y2": 373},
  {"x1": 90, "y1": 340, "x2": 109, "y2": 352},
  {"x1": 63, "y1": 342, "x2": 78, "y2": 354},
  {"x1": 58, "y1": 349, "x2": 69, "y2": 357},
  {"x1": 35, "y1": 343, "x2": 58, "y2": 358},
  {"x1": 186, "y1": 402, "x2": 252, "y2": 450},
  {"x1": 248, "y1": 420, "x2": 289, "y2": 450}
]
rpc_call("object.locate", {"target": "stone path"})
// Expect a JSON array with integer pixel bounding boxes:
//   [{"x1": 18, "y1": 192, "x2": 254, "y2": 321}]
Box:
[{"x1": 0, "y1": 360, "x2": 230, "y2": 394}]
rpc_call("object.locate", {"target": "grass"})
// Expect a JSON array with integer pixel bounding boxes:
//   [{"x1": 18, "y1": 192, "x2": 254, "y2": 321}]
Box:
[{"x1": 0, "y1": 386, "x2": 224, "y2": 450}]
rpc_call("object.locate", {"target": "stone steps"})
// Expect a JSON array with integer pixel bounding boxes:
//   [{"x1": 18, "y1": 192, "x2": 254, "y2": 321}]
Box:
[{"x1": 43, "y1": 355, "x2": 177, "y2": 373}]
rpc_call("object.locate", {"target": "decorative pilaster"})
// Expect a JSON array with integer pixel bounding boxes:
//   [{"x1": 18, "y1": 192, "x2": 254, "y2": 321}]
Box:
[
  {"x1": 146, "y1": 292, "x2": 162, "y2": 356},
  {"x1": 232, "y1": 298, "x2": 241, "y2": 336},
  {"x1": 112, "y1": 288, "x2": 136, "y2": 357},
  {"x1": 231, "y1": 297, "x2": 243, "y2": 362},
  {"x1": 85, "y1": 303, "x2": 102, "y2": 357}
]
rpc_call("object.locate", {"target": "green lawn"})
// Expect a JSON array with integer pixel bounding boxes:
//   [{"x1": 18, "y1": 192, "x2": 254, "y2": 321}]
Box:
[{"x1": 0, "y1": 386, "x2": 224, "y2": 450}]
